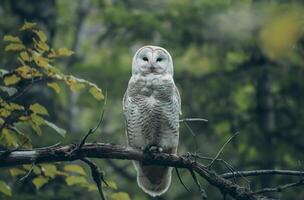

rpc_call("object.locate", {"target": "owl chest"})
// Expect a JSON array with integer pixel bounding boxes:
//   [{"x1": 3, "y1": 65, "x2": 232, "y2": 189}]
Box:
[{"x1": 130, "y1": 76, "x2": 174, "y2": 100}]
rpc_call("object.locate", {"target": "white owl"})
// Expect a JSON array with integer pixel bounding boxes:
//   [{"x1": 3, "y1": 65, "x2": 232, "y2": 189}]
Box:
[{"x1": 123, "y1": 45, "x2": 181, "y2": 196}]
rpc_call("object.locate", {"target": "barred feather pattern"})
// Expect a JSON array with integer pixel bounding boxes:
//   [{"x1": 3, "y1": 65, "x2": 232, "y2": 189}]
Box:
[{"x1": 123, "y1": 73, "x2": 180, "y2": 196}]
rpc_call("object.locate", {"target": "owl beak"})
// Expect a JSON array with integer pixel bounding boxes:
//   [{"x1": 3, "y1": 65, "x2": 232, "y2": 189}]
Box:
[{"x1": 150, "y1": 65, "x2": 156, "y2": 72}]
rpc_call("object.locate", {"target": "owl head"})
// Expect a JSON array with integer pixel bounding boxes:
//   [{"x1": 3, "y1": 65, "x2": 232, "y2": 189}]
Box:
[{"x1": 132, "y1": 45, "x2": 174, "y2": 76}]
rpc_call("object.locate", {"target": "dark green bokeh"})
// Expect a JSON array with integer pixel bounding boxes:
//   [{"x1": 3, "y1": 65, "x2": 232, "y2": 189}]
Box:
[{"x1": 1, "y1": 0, "x2": 304, "y2": 199}]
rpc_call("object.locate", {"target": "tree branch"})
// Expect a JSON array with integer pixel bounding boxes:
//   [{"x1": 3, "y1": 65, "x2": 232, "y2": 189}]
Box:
[
  {"x1": 222, "y1": 170, "x2": 304, "y2": 179},
  {"x1": 0, "y1": 143, "x2": 277, "y2": 200}
]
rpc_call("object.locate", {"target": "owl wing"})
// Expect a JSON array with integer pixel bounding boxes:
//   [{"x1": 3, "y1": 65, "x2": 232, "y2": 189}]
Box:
[
  {"x1": 174, "y1": 86, "x2": 182, "y2": 115},
  {"x1": 123, "y1": 90, "x2": 145, "y2": 149}
]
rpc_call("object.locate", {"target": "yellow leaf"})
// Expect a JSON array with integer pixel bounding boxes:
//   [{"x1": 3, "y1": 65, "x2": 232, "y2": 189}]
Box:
[
  {"x1": 9, "y1": 102, "x2": 24, "y2": 111},
  {"x1": 4, "y1": 75, "x2": 20, "y2": 86},
  {"x1": 33, "y1": 30, "x2": 47, "y2": 42},
  {"x1": 32, "y1": 176, "x2": 49, "y2": 189},
  {"x1": 36, "y1": 41, "x2": 50, "y2": 52},
  {"x1": 19, "y1": 116, "x2": 30, "y2": 121},
  {"x1": 20, "y1": 22, "x2": 37, "y2": 30},
  {"x1": 0, "y1": 128, "x2": 18, "y2": 147},
  {"x1": 47, "y1": 82, "x2": 61, "y2": 93},
  {"x1": 70, "y1": 82, "x2": 85, "y2": 92},
  {"x1": 65, "y1": 176, "x2": 88, "y2": 186},
  {"x1": 5, "y1": 43, "x2": 25, "y2": 51},
  {"x1": 41, "y1": 164, "x2": 57, "y2": 178},
  {"x1": 64, "y1": 165, "x2": 86, "y2": 176},
  {"x1": 0, "y1": 108, "x2": 11, "y2": 117},
  {"x1": 48, "y1": 49, "x2": 57, "y2": 58},
  {"x1": 111, "y1": 192, "x2": 131, "y2": 200},
  {"x1": 16, "y1": 65, "x2": 31, "y2": 78},
  {"x1": 57, "y1": 48, "x2": 74, "y2": 56},
  {"x1": 30, "y1": 103, "x2": 49, "y2": 115},
  {"x1": 0, "y1": 181, "x2": 12, "y2": 196},
  {"x1": 20, "y1": 51, "x2": 31, "y2": 61},
  {"x1": 33, "y1": 54, "x2": 49, "y2": 68},
  {"x1": 4, "y1": 35, "x2": 22, "y2": 43},
  {"x1": 89, "y1": 86, "x2": 104, "y2": 100},
  {"x1": 9, "y1": 168, "x2": 26, "y2": 176}
]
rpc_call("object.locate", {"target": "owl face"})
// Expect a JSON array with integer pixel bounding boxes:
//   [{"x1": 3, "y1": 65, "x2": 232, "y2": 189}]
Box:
[{"x1": 132, "y1": 46, "x2": 174, "y2": 76}]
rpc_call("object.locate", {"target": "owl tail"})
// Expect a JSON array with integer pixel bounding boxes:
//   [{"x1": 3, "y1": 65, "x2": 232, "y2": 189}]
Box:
[{"x1": 133, "y1": 161, "x2": 172, "y2": 197}]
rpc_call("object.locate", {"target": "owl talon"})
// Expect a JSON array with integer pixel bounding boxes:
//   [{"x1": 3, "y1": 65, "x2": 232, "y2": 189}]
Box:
[{"x1": 146, "y1": 145, "x2": 163, "y2": 153}]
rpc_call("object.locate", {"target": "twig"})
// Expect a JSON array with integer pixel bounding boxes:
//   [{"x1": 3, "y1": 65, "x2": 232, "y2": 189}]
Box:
[
  {"x1": 179, "y1": 118, "x2": 208, "y2": 123},
  {"x1": 19, "y1": 163, "x2": 35, "y2": 181},
  {"x1": 78, "y1": 90, "x2": 107, "y2": 150},
  {"x1": 175, "y1": 167, "x2": 191, "y2": 192},
  {"x1": 207, "y1": 132, "x2": 239, "y2": 169},
  {"x1": 222, "y1": 170, "x2": 304, "y2": 179},
  {"x1": 189, "y1": 153, "x2": 251, "y2": 188},
  {"x1": 189, "y1": 169, "x2": 207, "y2": 200},
  {"x1": 251, "y1": 179, "x2": 304, "y2": 195},
  {"x1": 81, "y1": 157, "x2": 107, "y2": 200}
]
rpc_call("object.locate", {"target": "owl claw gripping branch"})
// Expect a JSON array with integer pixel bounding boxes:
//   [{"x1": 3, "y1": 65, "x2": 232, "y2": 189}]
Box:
[{"x1": 123, "y1": 45, "x2": 181, "y2": 197}]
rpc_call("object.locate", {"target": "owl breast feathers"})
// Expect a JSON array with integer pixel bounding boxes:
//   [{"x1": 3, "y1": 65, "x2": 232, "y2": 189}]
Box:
[{"x1": 123, "y1": 45, "x2": 181, "y2": 197}]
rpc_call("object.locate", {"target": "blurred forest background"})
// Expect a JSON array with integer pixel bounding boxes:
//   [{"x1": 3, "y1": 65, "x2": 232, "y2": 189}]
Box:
[{"x1": 1, "y1": 0, "x2": 304, "y2": 199}]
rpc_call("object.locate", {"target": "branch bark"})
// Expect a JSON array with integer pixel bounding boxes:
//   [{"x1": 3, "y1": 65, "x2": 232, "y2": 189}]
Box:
[{"x1": 0, "y1": 143, "x2": 283, "y2": 200}]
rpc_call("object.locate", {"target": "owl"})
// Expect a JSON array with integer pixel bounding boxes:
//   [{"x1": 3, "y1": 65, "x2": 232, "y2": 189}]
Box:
[{"x1": 123, "y1": 45, "x2": 181, "y2": 196}]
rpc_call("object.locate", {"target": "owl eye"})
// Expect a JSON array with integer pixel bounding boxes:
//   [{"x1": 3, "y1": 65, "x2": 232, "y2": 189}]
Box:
[
  {"x1": 143, "y1": 57, "x2": 148, "y2": 61},
  {"x1": 156, "y1": 58, "x2": 163, "y2": 62}
]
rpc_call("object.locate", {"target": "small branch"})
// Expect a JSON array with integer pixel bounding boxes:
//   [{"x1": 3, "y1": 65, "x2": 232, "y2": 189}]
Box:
[
  {"x1": 81, "y1": 157, "x2": 107, "y2": 200},
  {"x1": 189, "y1": 169, "x2": 207, "y2": 200},
  {"x1": 78, "y1": 90, "x2": 107, "y2": 150},
  {"x1": 222, "y1": 170, "x2": 304, "y2": 179},
  {"x1": 19, "y1": 162, "x2": 35, "y2": 181},
  {"x1": 207, "y1": 132, "x2": 239, "y2": 169},
  {"x1": 251, "y1": 179, "x2": 304, "y2": 195},
  {"x1": 175, "y1": 167, "x2": 191, "y2": 192},
  {"x1": 179, "y1": 118, "x2": 208, "y2": 123}
]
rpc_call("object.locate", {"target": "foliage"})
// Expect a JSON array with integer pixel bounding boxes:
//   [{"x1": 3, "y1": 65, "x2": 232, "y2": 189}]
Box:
[{"x1": 0, "y1": 22, "x2": 105, "y2": 198}]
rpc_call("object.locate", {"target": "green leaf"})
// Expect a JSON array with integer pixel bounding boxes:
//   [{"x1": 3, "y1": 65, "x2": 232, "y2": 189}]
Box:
[
  {"x1": 31, "y1": 114, "x2": 45, "y2": 126},
  {"x1": 41, "y1": 164, "x2": 57, "y2": 178},
  {"x1": 89, "y1": 86, "x2": 104, "y2": 100},
  {"x1": 47, "y1": 82, "x2": 61, "y2": 93},
  {"x1": 0, "y1": 128, "x2": 18, "y2": 147},
  {"x1": 29, "y1": 121, "x2": 42, "y2": 136},
  {"x1": 44, "y1": 120, "x2": 66, "y2": 137},
  {"x1": 111, "y1": 192, "x2": 131, "y2": 200},
  {"x1": 9, "y1": 168, "x2": 26, "y2": 176},
  {"x1": 5, "y1": 43, "x2": 25, "y2": 51},
  {"x1": 20, "y1": 22, "x2": 37, "y2": 30},
  {"x1": 23, "y1": 165, "x2": 41, "y2": 174},
  {"x1": 57, "y1": 48, "x2": 74, "y2": 56},
  {"x1": 0, "y1": 181, "x2": 12, "y2": 196},
  {"x1": 0, "y1": 86, "x2": 18, "y2": 96},
  {"x1": 64, "y1": 165, "x2": 86, "y2": 176},
  {"x1": 30, "y1": 103, "x2": 49, "y2": 115},
  {"x1": 32, "y1": 176, "x2": 49, "y2": 189},
  {"x1": 106, "y1": 181, "x2": 117, "y2": 190},
  {"x1": 65, "y1": 176, "x2": 88, "y2": 186},
  {"x1": 4, "y1": 75, "x2": 21, "y2": 86},
  {"x1": 4, "y1": 35, "x2": 22, "y2": 43}
]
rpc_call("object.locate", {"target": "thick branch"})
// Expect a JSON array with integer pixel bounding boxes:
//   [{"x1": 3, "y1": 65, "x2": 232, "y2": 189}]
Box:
[{"x1": 0, "y1": 143, "x2": 275, "y2": 200}]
